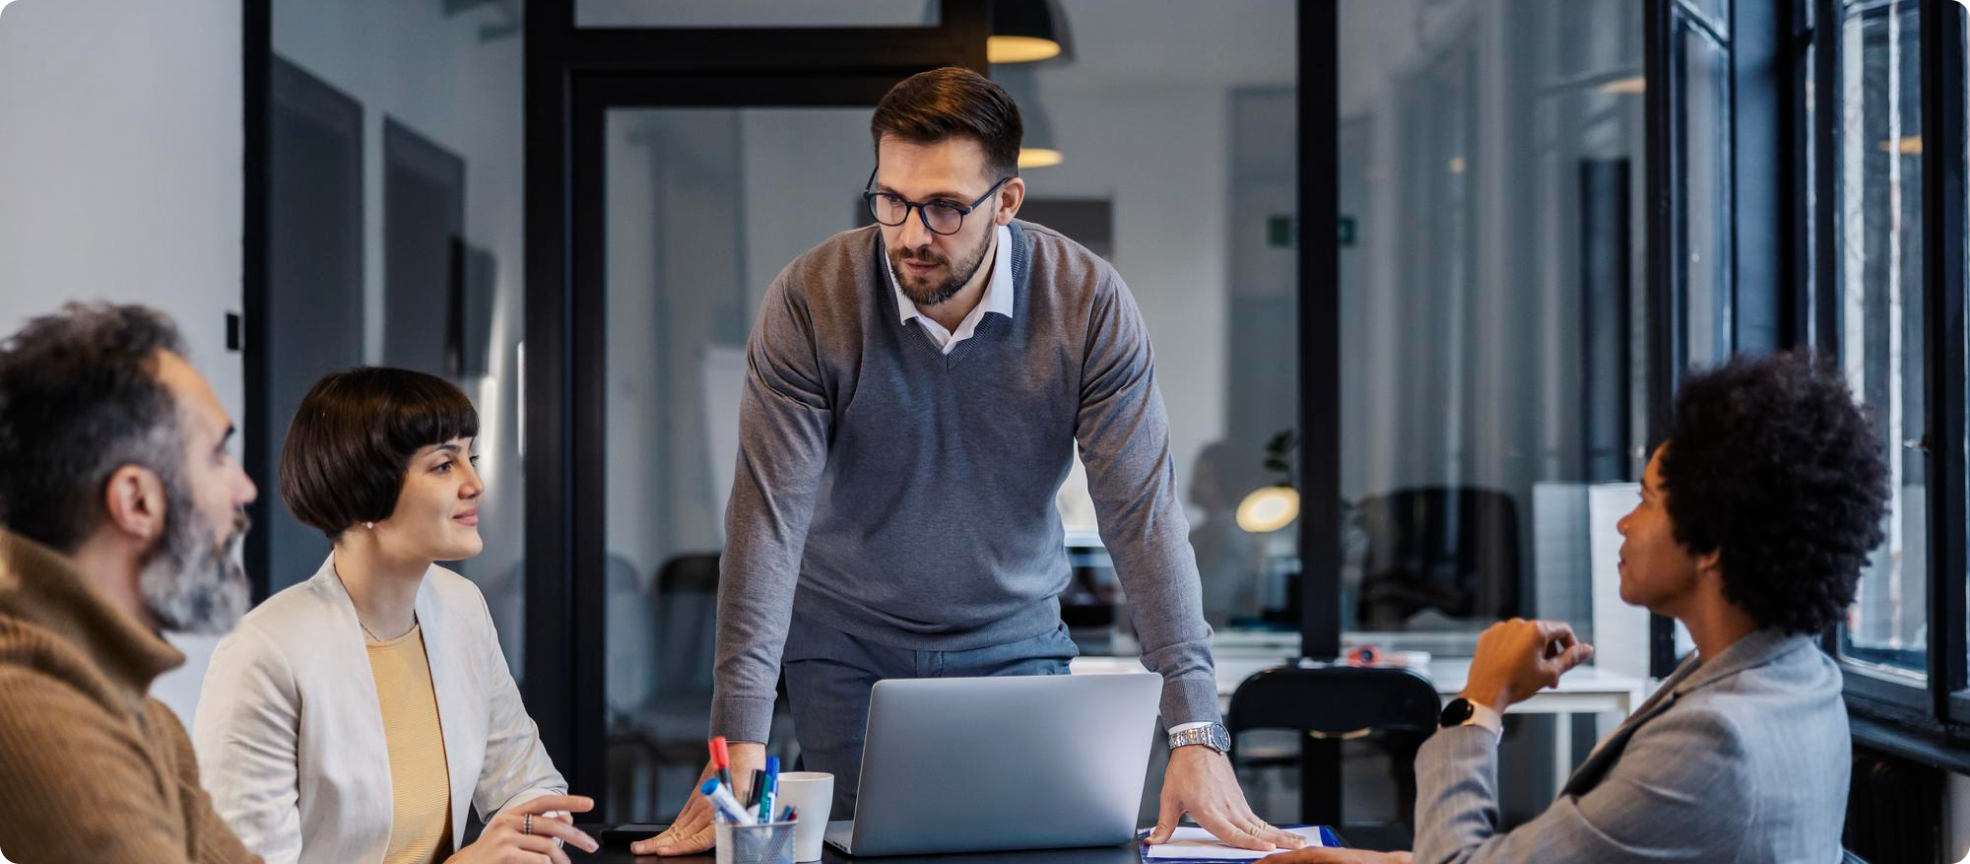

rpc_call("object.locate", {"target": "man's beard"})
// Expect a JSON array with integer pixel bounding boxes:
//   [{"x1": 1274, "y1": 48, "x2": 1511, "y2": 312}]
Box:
[
  {"x1": 137, "y1": 475, "x2": 251, "y2": 635},
  {"x1": 891, "y1": 233, "x2": 993, "y2": 308}
]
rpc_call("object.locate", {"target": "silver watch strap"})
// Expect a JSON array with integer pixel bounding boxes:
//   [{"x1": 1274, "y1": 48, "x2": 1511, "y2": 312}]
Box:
[{"x1": 1168, "y1": 722, "x2": 1229, "y2": 751}]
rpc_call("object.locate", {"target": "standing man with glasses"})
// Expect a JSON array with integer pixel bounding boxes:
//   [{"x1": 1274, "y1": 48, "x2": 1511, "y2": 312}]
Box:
[{"x1": 636, "y1": 66, "x2": 1300, "y2": 857}]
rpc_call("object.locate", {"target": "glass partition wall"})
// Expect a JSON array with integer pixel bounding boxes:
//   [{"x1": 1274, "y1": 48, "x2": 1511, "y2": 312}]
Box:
[{"x1": 1336, "y1": 0, "x2": 1649, "y2": 667}]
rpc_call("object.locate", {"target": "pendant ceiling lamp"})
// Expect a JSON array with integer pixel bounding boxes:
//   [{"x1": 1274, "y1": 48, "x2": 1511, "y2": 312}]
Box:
[
  {"x1": 992, "y1": 65, "x2": 1063, "y2": 169},
  {"x1": 989, "y1": 0, "x2": 1073, "y2": 65}
]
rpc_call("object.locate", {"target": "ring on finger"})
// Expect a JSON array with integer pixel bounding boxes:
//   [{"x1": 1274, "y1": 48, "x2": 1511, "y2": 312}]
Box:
[{"x1": 524, "y1": 813, "x2": 533, "y2": 836}]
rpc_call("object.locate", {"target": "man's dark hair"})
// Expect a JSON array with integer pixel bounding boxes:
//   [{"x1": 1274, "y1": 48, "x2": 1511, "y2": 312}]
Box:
[
  {"x1": 1659, "y1": 351, "x2": 1891, "y2": 635},
  {"x1": 871, "y1": 66, "x2": 1024, "y2": 182},
  {"x1": 0, "y1": 303, "x2": 189, "y2": 552},
  {"x1": 279, "y1": 366, "x2": 478, "y2": 539}
]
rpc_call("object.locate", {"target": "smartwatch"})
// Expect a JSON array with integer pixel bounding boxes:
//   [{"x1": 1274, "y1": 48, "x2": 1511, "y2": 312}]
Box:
[{"x1": 1439, "y1": 697, "x2": 1502, "y2": 734}]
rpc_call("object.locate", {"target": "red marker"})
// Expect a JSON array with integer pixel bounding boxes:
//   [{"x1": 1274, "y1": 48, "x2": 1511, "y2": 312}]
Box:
[{"x1": 710, "y1": 737, "x2": 733, "y2": 797}]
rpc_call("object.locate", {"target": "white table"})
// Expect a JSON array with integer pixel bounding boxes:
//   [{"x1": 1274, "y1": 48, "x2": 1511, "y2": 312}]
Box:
[{"x1": 1069, "y1": 653, "x2": 1650, "y2": 793}]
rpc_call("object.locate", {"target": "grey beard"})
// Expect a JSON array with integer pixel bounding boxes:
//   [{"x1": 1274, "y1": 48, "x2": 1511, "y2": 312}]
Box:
[{"x1": 138, "y1": 483, "x2": 251, "y2": 635}]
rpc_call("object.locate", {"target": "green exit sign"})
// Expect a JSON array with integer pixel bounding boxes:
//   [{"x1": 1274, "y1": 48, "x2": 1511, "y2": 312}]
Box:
[
  {"x1": 1265, "y1": 216, "x2": 1358, "y2": 248},
  {"x1": 1267, "y1": 215, "x2": 1294, "y2": 248}
]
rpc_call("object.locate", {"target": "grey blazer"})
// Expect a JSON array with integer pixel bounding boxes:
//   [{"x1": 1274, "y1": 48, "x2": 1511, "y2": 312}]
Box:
[{"x1": 1414, "y1": 630, "x2": 1850, "y2": 864}]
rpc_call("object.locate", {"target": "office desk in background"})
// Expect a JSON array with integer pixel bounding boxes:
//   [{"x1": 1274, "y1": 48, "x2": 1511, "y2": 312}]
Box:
[
  {"x1": 568, "y1": 834, "x2": 1143, "y2": 864},
  {"x1": 1069, "y1": 653, "x2": 1650, "y2": 793}
]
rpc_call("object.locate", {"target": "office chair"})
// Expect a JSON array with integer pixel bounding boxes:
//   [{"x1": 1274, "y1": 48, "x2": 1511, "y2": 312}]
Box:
[
  {"x1": 606, "y1": 552, "x2": 802, "y2": 818},
  {"x1": 601, "y1": 554, "x2": 665, "y2": 818},
  {"x1": 1226, "y1": 664, "x2": 1441, "y2": 851},
  {"x1": 604, "y1": 553, "x2": 722, "y2": 818},
  {"x1": 1356, "y1": 486, "x2": 1521, "y2": 629}
]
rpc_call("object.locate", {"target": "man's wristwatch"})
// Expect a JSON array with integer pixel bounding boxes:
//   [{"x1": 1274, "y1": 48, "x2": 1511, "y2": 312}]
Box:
[{"x1": 1168, "y1": 722, "x2": 1232, "y2": 753}]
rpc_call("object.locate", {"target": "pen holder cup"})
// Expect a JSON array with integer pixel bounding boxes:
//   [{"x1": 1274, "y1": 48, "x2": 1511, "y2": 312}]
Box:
[{"x1": 715, "y1": 820, "x2": 798, "y2": 864}]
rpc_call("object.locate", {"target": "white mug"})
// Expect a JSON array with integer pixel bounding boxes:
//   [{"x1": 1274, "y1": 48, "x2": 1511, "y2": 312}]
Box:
[{"x1": 771, "y1": 771, "x2": 835, "y2": 863}]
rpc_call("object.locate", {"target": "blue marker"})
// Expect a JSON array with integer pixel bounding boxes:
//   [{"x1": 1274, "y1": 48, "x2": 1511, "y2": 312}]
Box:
[
  {"x1": 758, "y1": 756, "x2": 781, "y2": 822},
  {"x1": 701, "y1": 777, "x2": 758, "y2": 826}
]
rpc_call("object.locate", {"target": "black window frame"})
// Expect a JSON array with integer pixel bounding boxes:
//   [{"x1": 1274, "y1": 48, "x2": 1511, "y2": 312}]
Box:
[
  {"x1": 1647, "y1": 0, "x2": 1804, "y2": 678},
  {"x1": 1799, "y1": 0, "x2": 1970, "y2": 765}
]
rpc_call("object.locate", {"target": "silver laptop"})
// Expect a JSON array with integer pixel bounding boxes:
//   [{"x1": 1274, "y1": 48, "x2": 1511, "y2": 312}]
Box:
[{"x1": 824, "y1": 672, "x2": 1161, "y2": 857}]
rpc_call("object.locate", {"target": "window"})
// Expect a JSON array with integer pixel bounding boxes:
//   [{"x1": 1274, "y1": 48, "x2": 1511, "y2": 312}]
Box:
[
  {"x1": 1811, "y1": 0, "x2": 1970, "y2": 746},
  {"x1": 1680, "y1": 8, "x2": 1734, "y2": 368},
  {"x1": 1834, "y1": 0, "x2": 1928, "y2": 680}
]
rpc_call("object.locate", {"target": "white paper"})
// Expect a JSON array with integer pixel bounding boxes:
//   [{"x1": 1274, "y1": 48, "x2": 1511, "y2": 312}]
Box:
[{"x1": 1141, "y1": 826, "x2": 1328, "y2": 860}]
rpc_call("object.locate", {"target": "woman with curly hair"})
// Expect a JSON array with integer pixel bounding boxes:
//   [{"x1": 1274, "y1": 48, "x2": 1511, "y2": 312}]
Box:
[{"x1": 1263, "y1": 352, "x2": 1890, "y2": 864}]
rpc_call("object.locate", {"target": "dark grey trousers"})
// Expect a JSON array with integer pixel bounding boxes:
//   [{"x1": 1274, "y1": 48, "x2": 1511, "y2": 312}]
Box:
[{"x1": 781, "y1": 610, "x2": 1079, "y2": 820}]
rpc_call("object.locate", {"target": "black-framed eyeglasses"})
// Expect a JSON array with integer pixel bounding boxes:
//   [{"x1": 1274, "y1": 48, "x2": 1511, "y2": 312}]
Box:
[{"x1": 862, "y1": 166, "x2": 1012, "y2": 236}]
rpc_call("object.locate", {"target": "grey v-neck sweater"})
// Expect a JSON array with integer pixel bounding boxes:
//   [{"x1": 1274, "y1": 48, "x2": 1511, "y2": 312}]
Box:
[{"x1": 712, "y1": 220, "x2": 1218, "y2": 742}]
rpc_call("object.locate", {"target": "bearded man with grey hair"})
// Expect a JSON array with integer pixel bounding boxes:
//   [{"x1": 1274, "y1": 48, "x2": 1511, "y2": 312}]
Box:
[{"x1": 0, "y1": 303, "x2": 263, "y2": 864}]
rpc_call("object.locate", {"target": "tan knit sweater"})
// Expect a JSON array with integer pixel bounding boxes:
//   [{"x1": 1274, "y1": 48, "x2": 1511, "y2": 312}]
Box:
[{"x1": 0, "y1": 531, "x2": 261, "y2": 864}]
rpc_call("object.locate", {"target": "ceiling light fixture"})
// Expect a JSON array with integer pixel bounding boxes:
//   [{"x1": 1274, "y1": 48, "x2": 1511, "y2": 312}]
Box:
[{"x1": 988, "y1": 0, "x2": 1072, "y2": 65}]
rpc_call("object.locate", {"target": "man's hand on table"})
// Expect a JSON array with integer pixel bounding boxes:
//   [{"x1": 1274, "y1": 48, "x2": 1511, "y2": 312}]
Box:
[
  {"x1": 632, "y1": 740, "x2": 767, "y2": 856},
  {"x1": 1256, "y1": 849, "x2": 1414, "y2": 864},
  {"x1": 1460, "y1": 618, "x2": 1595, "y2": 713},
  {"x1": 1146, "y1": 744, "x2": 1308, "y2": 853}
]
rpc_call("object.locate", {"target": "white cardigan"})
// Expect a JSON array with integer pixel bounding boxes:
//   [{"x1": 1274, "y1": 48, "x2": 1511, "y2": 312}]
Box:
[{"x1": 192, "y1": 554, "x2": 566, "y2": 864}]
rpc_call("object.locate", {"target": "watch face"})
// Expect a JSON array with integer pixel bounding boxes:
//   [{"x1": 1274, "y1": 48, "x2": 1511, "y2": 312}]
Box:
[
  {"x1": 1208, "y1": 724, "x2": 1231, "y2": 751},
  {"x1": 1439, "y1": 697, "x2": 1474, "y2": 728}
]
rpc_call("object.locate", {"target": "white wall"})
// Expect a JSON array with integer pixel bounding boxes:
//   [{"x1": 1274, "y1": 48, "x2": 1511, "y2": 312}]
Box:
[
  {"x1": 0, "y1": 0, "x2": 244, "y2": 724},
  {"x1": 0, "y1": 0, "x2": 243, "y2": 426}
]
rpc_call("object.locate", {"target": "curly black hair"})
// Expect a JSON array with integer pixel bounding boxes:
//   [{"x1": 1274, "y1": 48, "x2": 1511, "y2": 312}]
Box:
[{"x1": 1658, "y1": 351, "x2": 1891, "y2": 635}]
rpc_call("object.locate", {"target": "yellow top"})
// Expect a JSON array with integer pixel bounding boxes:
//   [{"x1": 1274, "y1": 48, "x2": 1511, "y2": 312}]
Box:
[{"x1": 368, "y1": 623, "x2": 454, "y2": 864}]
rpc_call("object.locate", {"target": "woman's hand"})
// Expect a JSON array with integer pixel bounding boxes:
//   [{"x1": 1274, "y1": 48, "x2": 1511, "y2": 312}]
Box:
[{"x1": 448, "y1": 794, "x2": 597, "y2": 864}]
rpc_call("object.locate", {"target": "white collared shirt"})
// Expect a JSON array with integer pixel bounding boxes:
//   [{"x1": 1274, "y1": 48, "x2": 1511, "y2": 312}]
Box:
[{"x1": 888, "y1": 224, "x2": 1015, "y2": 353}]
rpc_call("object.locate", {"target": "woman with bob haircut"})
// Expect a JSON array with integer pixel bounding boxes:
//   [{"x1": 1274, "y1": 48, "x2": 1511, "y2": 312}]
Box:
[{"x1": 194, "y1": 367, "x2": 596, "y2": 864}]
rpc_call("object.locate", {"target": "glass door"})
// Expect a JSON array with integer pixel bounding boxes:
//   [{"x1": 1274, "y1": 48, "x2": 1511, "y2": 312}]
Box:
[{"x1": 593, "y1": 103, "x2": 881, "y2": 822}]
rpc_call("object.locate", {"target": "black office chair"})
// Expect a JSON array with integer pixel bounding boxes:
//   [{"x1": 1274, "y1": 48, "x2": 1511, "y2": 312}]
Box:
[
  {"x1": 1356, "y1": 486, "x2": 1521, "y2": 629},
  {"x1": 1226, "y1": 664, "x2": 1441, "y2": 851}
]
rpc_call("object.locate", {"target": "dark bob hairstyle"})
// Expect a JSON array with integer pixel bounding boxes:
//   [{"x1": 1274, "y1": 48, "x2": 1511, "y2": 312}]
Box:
[
  {"x1": 1659, "y1": 351, "x2": 1891, "y2": 635},
  {"x1": 279, "y1": 366, "x2": 478, "y2": 539}
]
